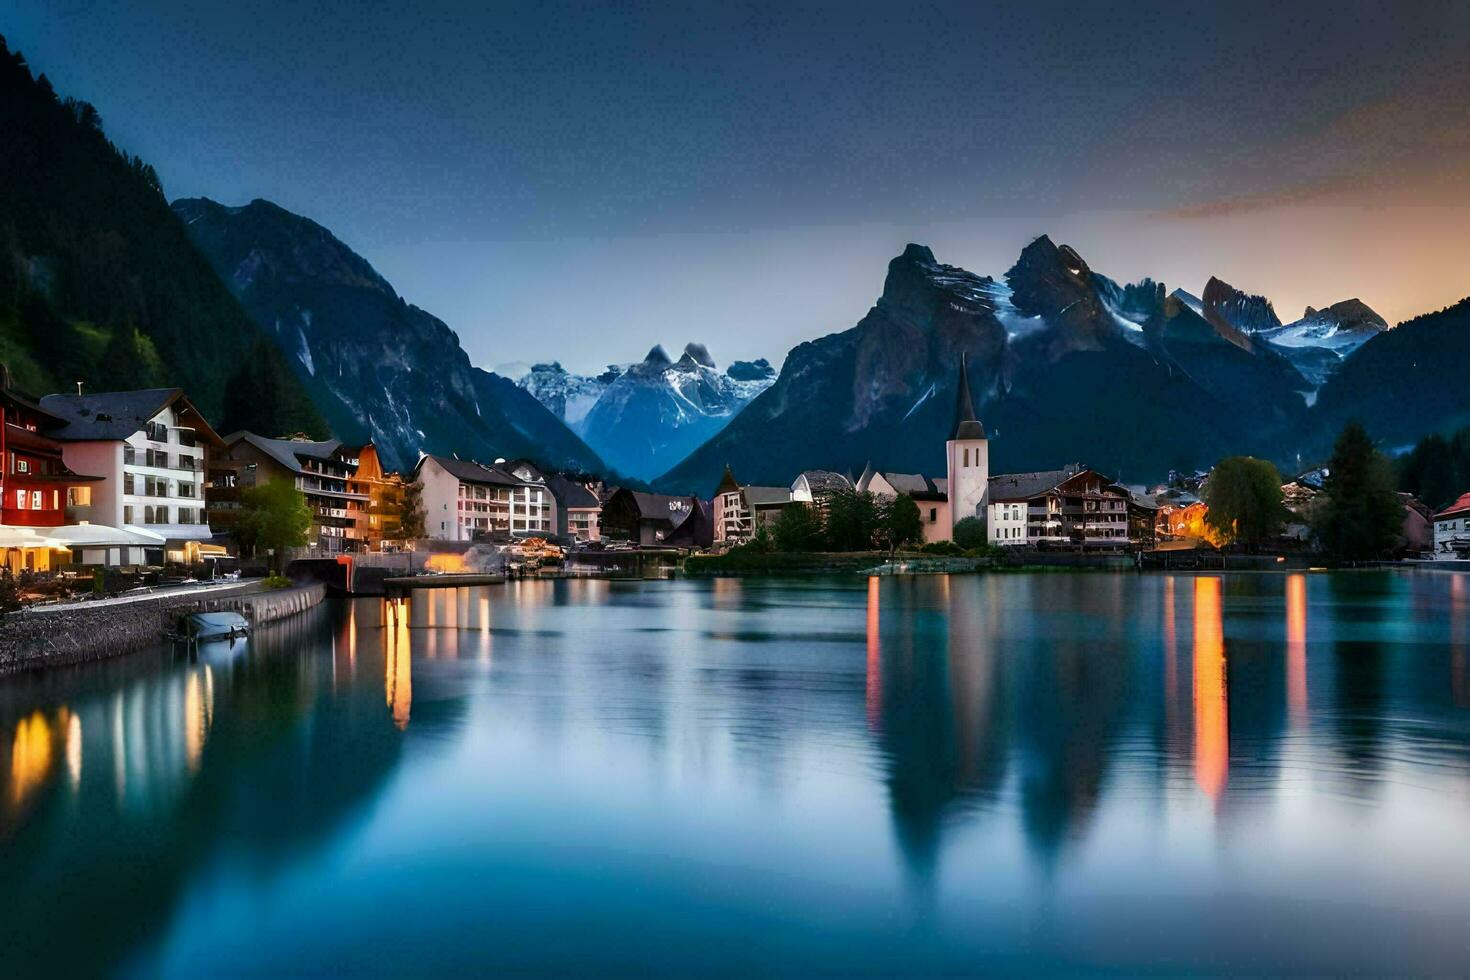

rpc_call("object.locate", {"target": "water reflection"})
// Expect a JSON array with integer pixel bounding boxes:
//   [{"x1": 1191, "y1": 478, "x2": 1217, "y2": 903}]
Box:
[
  {"x1": 1193, "y1": 576, "x2": 1228, "y2": 801},
  {"x1": 1, "y1": 572, "x2": 1469, "y2": 975},
  {"x1": 1287, "y1": 573, "x2": 1308, "y2": 725}
]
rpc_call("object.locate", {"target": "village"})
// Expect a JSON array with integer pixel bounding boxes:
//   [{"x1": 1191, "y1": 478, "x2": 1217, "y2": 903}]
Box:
[{"x1": 2, "y1": 355, "x2": 1468, "y2": 608}]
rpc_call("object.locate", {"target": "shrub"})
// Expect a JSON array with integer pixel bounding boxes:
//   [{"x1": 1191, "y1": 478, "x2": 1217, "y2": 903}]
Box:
[
  {"x1": 262, "y1": 574, "x2": 293, "y2": 590},
  {"x1": 952, "y1": 516, "x2": 987, "y2": 550}
]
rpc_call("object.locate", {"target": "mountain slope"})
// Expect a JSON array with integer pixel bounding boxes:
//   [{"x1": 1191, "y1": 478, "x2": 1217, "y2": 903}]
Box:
[
  {"x1": 173, "y1": 197, "x2": 604, "y2": 475},
  {"x1": 0, "y1": 34, "x2": 323, "y2": 437},
  {"x1": 658, "y1": 240, "x2": 1311, "y2": 493},
  {"x1": 1310, "y1": 297, "x2": 1470, "y2": 451}
]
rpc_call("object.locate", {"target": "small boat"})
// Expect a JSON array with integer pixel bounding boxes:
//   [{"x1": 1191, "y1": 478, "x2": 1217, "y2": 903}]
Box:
[{"x1": 174, "y1": 611, "x2": 251, "y2": 642}]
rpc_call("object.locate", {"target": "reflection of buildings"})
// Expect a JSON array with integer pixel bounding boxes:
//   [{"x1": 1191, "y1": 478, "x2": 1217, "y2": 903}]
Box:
[
  {"x1": 1192, "y1": 577, "x2": 1228, "y2": 801},
  {"x1": 385, "y1": 599, "x2": 413, "y2": 729},
  {"x1": 867, "y1": 575, "x2": 1008, "y2": 883},
  {"x1": 1286, "y1": 574, "x2": 1308, "y2": 725},
  {"x1": 1451, "y1": 575, "x2": 1466, "y2": 708}
]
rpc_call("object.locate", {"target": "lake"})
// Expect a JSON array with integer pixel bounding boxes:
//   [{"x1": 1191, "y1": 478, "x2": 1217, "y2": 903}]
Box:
[{"x1": 2, "y1": 571, "x2": 1468, "y2": 975}]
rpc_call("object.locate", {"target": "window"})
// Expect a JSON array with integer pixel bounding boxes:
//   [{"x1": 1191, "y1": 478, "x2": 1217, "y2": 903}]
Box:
[
  {"x1": 68, "y1": 486, "x2": 92, "y2": 507},
  {"x1": 15, "y1": 458, "x2": 29, "y2": 474},
  {"x1": 15, "y1": 488, "x2": 26, "y2": 509},
  {"x1": 929, "y1": 507, "x2": 937, "y2": 522},
  {"x1": 964, "y1": 448, "x2": 970, "y2": 467},
  {"x1": 30, "y1": 490, "x2": 41, "y2": 510},
  {"x1": 124, "y1": 474, "x2": 135, "y2": 494}
]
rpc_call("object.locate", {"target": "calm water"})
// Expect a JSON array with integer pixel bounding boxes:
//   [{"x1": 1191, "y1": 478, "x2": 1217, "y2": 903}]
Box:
[{"x1": 2, "y1": 571, "x2": 1469, "y2": 976}]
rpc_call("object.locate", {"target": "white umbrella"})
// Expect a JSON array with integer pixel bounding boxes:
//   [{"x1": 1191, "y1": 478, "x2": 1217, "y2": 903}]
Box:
[{"x1": 47, "y1": 524, "x2": 166, "y2": 547}]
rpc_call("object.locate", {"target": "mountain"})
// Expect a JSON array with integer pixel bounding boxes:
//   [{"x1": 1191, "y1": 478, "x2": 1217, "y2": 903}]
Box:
[
  {"x1": 0, "y1": 34, "x2": 323, "y2": 437},
  {"x1": 173, "y1": 197, "x2": 604, "y2": 475},
  {"x1": 518, "y1": 345, "x2": 774, "y2": 480},
  {"x1": 657, "y1": 239, "x2": 1314, "y2": 494},
  {"x1": 571, "y1": 343, "x2": 775, "y2": 479},
  {"x1": 1310, "y1": 296, "x2": 1470, "y2": 452},
  {"x1": 1200, "y1": 275, "x2": 1282, "y2": 346},
  {"x1": 1255, "y1": 298, "x2": 1387, "y2": 388},
  {"x1": 518, "y1": 361, "x2": 622, "y2": 430}
]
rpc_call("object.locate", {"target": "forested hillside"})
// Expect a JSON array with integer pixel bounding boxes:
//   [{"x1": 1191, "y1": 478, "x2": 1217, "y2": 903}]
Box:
[{"x1": 0, "y1": 34, "x2": 324, "y2": 437}]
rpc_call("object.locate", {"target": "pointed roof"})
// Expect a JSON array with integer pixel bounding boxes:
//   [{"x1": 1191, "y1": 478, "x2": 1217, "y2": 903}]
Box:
[{"x1": 952, "y1": 353, "x2": 986, "y2": 440}]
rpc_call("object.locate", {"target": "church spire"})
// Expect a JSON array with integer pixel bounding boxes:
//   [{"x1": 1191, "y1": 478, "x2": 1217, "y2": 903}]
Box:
[{"x1": 952, "y1": 353, "x2": 986, "y2": 440}]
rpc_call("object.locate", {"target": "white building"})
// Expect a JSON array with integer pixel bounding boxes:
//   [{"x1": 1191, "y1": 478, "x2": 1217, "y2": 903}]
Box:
[
  {"x1": 415, "y1": 455, "x2": 553, "y2": 541},
  {"x1": 41, "y1": 388, "x2": 223, "y2": 564},
  {"x1": 855, "y1": 464, "x2": 951, "y2": 544},
  {"x1": 1433, "y1": 492, "x2": 1470, "y2": 559},
  {"x1": 945, "y1": 353, "x2": 989, "y2": 538}
]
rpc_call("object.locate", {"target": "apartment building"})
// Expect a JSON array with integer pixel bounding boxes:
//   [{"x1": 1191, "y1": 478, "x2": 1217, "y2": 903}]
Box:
[
  {"x1": 987, "y1": 466, "x2": 1131, "y2": 550},
  {"x1": 220, "y1": 433, "x2": 371, "y2": 553},
  {"x1": 415, "y1": 455, "x2": 552, "y2": 541}
]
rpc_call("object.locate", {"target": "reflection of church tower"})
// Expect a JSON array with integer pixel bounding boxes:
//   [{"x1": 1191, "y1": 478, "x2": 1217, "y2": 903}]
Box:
[{"x1": 945, "y1": 353, "x2": 988, "y2": 538}]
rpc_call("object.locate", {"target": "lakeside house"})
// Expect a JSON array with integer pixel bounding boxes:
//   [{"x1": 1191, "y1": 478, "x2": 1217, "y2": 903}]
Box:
[
  {"x1": 986, "y1": 466, "x2": 1131, "y2": 550},
  {"x1": 218, "y1": 433, "x2": 371, "y2": 553},
  {"x1": 414, "y1": 454, "x2": 554, "y2": 542},
  {"x1": 40, "y1": 387, "x2": 223, "y2": 565},
  {"x1": 350, "y1": 443, "x2": 407, "y2": 551},
  {"x1": 601, "y1": 488, "x2": 713, "y2": 548},
  {"x1": 1433, "y1": 493, "x2": 1470, "y2": 559},
  {"x1": 0, "y1": 368, "x2": 105, "y2": 572}
]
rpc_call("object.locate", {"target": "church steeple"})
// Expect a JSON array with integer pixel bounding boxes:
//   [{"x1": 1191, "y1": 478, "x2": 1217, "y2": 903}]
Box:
[{"x1": 952, "y1": 353, "x2": 986, "y2": 440}]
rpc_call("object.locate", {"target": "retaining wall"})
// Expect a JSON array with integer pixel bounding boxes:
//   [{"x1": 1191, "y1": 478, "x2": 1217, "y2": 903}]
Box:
[{"x1": 0, "y1": 582, "x2": 326, "y2": 677}]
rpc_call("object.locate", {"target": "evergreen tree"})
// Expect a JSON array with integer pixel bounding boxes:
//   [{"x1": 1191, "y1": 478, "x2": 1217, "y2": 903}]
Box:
[
  {"x1": 1201, "y1": 456, "x2": 1289, "y2": 550},
  {"x1": 1314, "y1": 422, "x2": 1403, "y2": 563},
  {"x1": 221, "y1": 338, "x2": 327, "y2": 437},
  {"x1": 1398, "y1": 425, "x2": 1470, "y2": 511}
]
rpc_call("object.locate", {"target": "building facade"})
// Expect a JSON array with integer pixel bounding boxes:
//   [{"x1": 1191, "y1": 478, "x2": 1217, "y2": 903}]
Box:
[
  {"x1": 41, "y1": 388, "x2": 223, "y2": 563},
  {"x1": 1433, "y1": 492, "x2": 1470, "y2": 559},
  {"x1": 856, "y1": 466, "x2": 951, "y2": 544},
  {"x1": 219, "y1": 434, "x2": 371, "y2": 553},
  {"x1": 415, "y1": 455, "x2": 552, "y2": 542},
  {"x1": 986, "y1": 466, "x2": 1131, "y2": 549}
]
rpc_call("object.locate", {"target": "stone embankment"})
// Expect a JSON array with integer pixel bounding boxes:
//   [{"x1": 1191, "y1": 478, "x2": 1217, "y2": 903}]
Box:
[{"x1": 0, "y1": 581, "x2": 326, "y2": 677}]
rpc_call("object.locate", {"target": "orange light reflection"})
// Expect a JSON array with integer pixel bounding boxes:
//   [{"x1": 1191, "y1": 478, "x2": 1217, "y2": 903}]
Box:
[{"x1": 1193, "y1": 577, "x2": 1228, "y2": 801}]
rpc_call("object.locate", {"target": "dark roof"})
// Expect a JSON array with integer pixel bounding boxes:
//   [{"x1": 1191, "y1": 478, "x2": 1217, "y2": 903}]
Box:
[
  {"x1": 714, "y1": 464, "x2": 742, "y2": 497},
  {"x1": 987, "y1": 465, "x2": 1084, "y2": 502},
  {"x1": 419, "y1": 454, "x2": 527, "y2": 487},
  {"x1": 952, "y1": 353, "x2": 986, "y2": 440},
  {"x1": 742, "y1": 486, "x2": 791, "y2": 507},
  {"x1": 622, "y1": 490, "x2": 699, "y2": 529},
  {"x1": 228, "y1": 432, "x2": 345, "y2": 474},
  {"x1": 546, "y1": 474, "x2": 600, "y2": 509},
  {"x1": 40, "y1": 388, "x2": 223, "y2": 444}
]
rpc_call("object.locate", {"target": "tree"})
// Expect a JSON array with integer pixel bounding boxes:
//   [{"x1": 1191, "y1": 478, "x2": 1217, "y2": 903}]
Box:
[
  {"x1": 236, "y1": 478, "x2": 311, "y2": 572},
  {"x1": 825, "y1": 488, "x2": 881, "y2": 551},
  {"x1": 1399, "y1": 425, "x2": 1470, "y2": 510},
  {"x1": 1314, "y1": 421, "x2": 1403, "y2": 563},
  {"x1": 952, "y1": 515, "x2": 987, "y2": 551},
  {"x1": 392, "y1": 479, "x2": 427, "y2": 542},
  {"x1": 772, "y1": 502, "x2": 823, "y2": 552},
  {"x1": 0, "y1": 571, "x2": 20, "y2": 620},
  {"x1": 1201, "y1": 456, "x2": 1289, "y2": 550},
  {"x1": 221, "y1": 337, "x2": 328, "y2": 439},
  {"x1": 885, "y1": 493, "x2": 924, "y2": 553}
]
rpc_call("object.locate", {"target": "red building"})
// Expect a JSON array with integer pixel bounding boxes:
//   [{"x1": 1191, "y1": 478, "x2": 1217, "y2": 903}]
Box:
[{"x1": 2, "y1": 368, "x2": 102, "y2": 570}]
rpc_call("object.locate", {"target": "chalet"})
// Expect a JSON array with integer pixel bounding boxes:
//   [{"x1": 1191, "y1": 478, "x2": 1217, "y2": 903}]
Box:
[
  {"x1": 601, "y1": 488, "x2": 713, "y2": 549},
  {"x1": 546, "y1": 474, "x2": 601, "y2": 542},
  {"x1": 986, "y1": 466, "x2": 1131, "y2": 550},
  {"x1": 713, "y1": 465, "x2": 791, "y2": 543},
  {"x1": 351, "y1": 444, "x2": 410, "y2": 550},
  {"x1": 219, "y1": 433, "x2": 371, "y2": 553},
  {"x1": 856, "y1": 464, "x2": 950, "y2": 543},
  {"x1": 1433, "y1": 492, "x2": 1470, "y2": 559},
  {"x1": 41, "y1": 387, "x2": 223, "y2": 564},
  {"x1": 0, "y1": 367, "x2": 104, "y2": 572}
]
